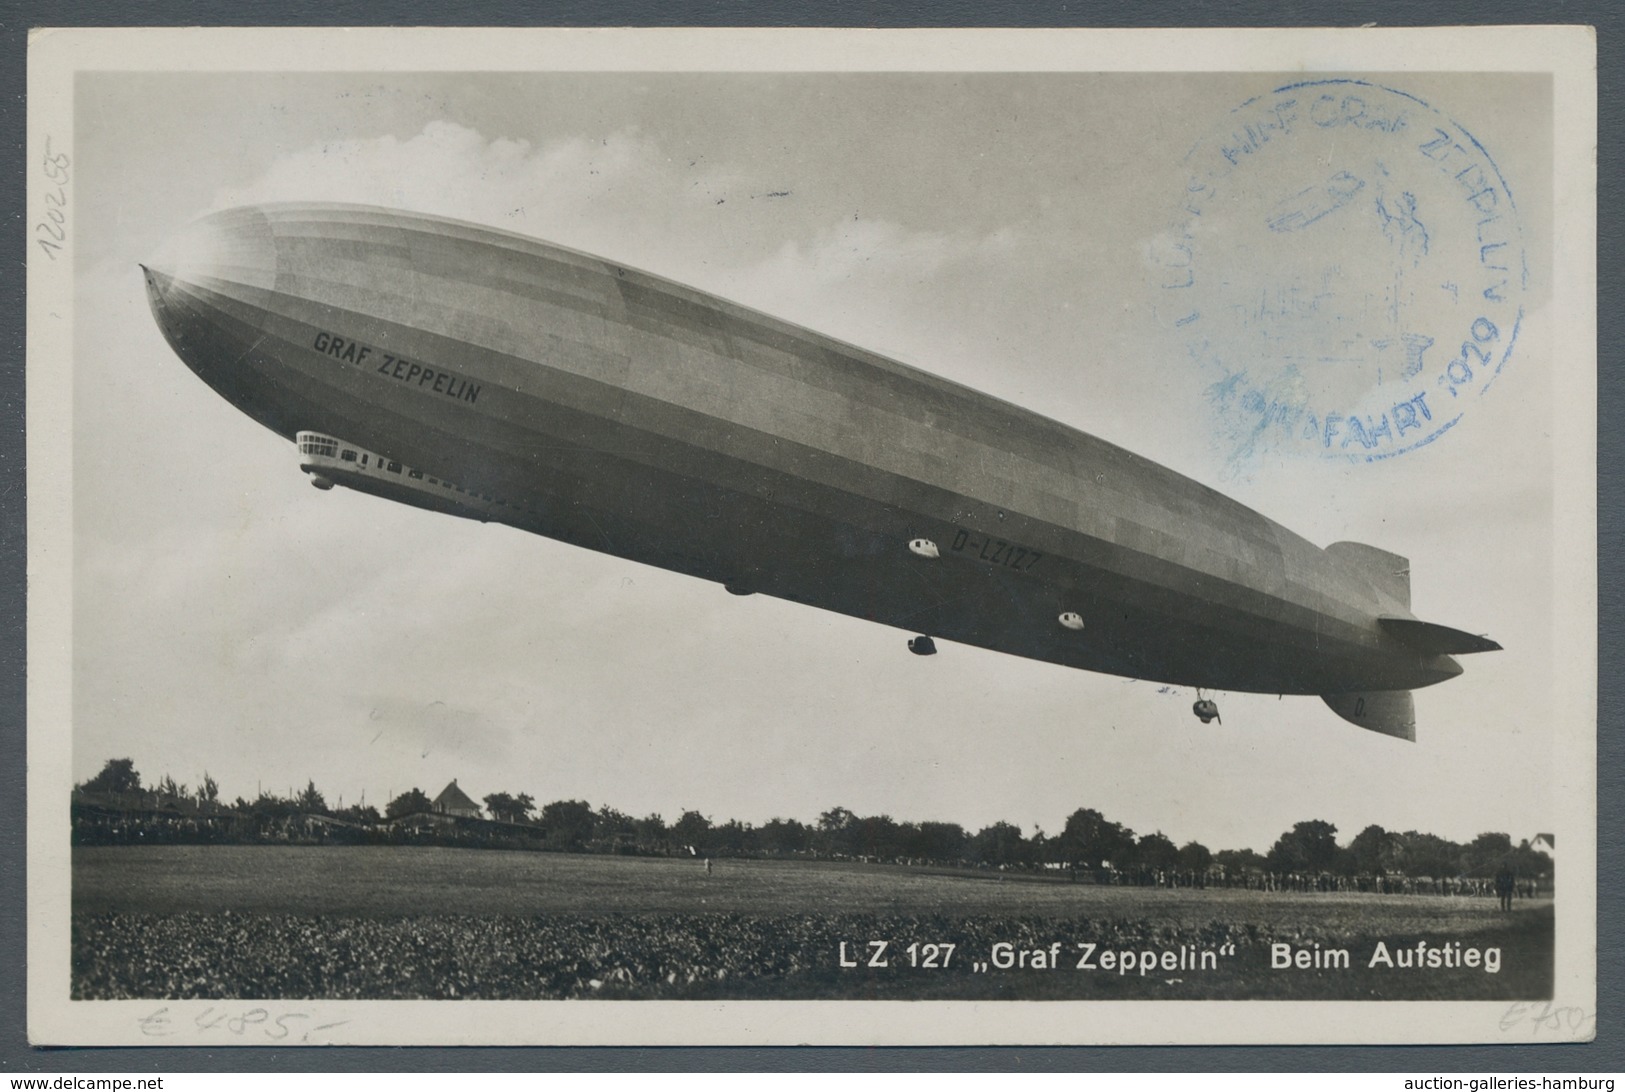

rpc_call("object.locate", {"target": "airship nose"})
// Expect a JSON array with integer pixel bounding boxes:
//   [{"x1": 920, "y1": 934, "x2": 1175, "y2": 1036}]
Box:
[
  {"x1": 142, "y1": 207, "x2": 279, "y2": 332},
  {"x1": 144, "y1": 206, "x2": 279, "y2": 296},
  {"x1": 140, "y1": 258, "x2": 198, "y2": 357},
  {"x1": 139, "y1": 262, "x2": 175, "y2": 314},
  {"x1": 142, "y1": 206, "x2": 294, "y2": 436}
]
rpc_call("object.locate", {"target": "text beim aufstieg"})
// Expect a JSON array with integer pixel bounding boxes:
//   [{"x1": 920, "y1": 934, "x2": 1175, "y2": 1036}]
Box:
[{"x1": 1272, "y1": 939, "x2": 1501, "y2": 973}]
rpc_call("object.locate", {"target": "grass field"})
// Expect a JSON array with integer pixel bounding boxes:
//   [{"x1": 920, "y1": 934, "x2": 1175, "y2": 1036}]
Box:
[{"x1": 72, "y1": 845, "x2": 1553, "y2": 1001}]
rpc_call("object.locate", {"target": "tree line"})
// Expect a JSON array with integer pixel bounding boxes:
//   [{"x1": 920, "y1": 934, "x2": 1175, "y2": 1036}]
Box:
[{"x1": 72, "y1": 757, "x2": 1552, "y2": 880}]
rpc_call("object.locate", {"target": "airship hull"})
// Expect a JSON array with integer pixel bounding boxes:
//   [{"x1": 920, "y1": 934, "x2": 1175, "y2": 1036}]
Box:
[{"x1": 143, "y1": 203, "x2": 1485, "y2": 732}]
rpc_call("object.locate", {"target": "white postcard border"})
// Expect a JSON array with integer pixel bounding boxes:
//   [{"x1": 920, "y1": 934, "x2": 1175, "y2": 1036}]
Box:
[{"x1": 26, "y1": 25, "x2": 1599, "y2": 1047}]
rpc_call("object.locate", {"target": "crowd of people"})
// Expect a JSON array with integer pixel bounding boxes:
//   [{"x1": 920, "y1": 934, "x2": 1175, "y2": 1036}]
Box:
[
  {"x1": 71, "y1": 772, "x2": 1553, "y2": 914},
  {"x1": 70, "y1": 808, "x2": 549, "y2": 851},
  {"x1": 1070, "y1": 866, "x2": 1545, "y2": 899},
  {"x1": 72, "y1": 807, "x2": 1548, "y2": 902}
]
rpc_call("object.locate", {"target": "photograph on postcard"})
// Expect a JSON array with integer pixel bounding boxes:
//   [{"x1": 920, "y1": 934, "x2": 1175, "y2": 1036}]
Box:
[{"x1": 27, "y1": 28, "x2": 1597, "y2": 1045}]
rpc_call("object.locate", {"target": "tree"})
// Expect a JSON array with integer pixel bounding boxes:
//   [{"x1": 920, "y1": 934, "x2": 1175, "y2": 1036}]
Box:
[
  {"x1": 908, "y1": 821, "x2": 969, "y2": 862},
  {"x1": 815, "y1": 806, "x2": 857, "y2": 857},
  {"x1": 596, "y1": 804, "x2": 636, "y2": 834},
  {"x1": 197, "y1": 772, "x2": 220, "y2": 806},
  {"x1": 1058, "y1": 808, "x2": 1136, "y2": 869},
  {"x1": 594, "y1": 805, "x2": 639, "y2": 851},
  {"x1": 1465, "y1": 831, "x2": 1515, "y2": 875},
  {"x1": 1346, "y1": 824, "x2": 1397, "y2": 876},
  {"x1": 969, "y1": 821, "x2": 1029, "y2": 867},
  {"x1": 1215, "y1": 848, "x2": 1266, "y2": 877},
  {"x1": 80, "y1": 758, "x2": 142, "y2": 796},
  {"x1": 155, "y1": 774, "x2": 186, "y2": 802},
  {"x1": 540, "y1": 799, "x2": 596, "y2": 851},
  {"x1": 385, "y1": 787, "x2": 432, "y2": 819},
  {"x1": 1137, "y1": 831, "x2": 1180, "y2": 872},
  {"x1": 1267, "y1": 820, "x2": 1340, "y2": 873},
  {"x1": 1390, "y1": 830, "x2": 1461, "y2": 878},
  {"x1": 249, "y1": 789, "x2": 296, "y2": 820},
  {"x1": 295, "y1": 779, "x2": 328, "y2": 814},
  {"x1": 1510, "y1": 838, "x2": 1554, "y2": 885},
  {"x1": 636, "y1": 812, "x2": 668, "y2": 852},
  {"x1": 335, "y1": 803, "x2": 382, "y2": 825},
  {"x1": 711, "y1": 819, "x2": 751, "y2": 854},
  {"x1": 850, "y1": 814, "x2": 902, "y2": 859},
  {"x1": 756, "y1": 817, "x2": 811, "y2": 855},
  {"x1": 484, "y1": 792, "x2": 538, "y2": 824},
  {"x1": 671, "y1": 809, "x2": 712, "y2": 853},
  {"x1": 1177, "y1": 840, "x2": 1213, "y2": 874}
]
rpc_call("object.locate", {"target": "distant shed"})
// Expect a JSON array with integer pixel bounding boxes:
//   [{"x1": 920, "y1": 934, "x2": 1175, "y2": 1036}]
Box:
[{"x1": 432, "y1": 780, "x2": 482, "y2": 819}]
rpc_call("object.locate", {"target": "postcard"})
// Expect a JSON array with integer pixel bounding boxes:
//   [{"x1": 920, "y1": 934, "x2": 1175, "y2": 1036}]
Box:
[{"x1": 26, "y1": 26, "x2": 1597, "y2": 1045}]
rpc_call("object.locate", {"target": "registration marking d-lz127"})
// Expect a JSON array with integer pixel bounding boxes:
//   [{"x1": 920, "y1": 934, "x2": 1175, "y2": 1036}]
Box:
[{"x1": 950, "y1": 528, "x2": 1042, "y2": 571}]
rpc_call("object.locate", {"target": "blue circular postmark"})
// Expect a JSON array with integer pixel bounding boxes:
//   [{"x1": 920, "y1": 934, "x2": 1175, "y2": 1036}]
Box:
[{"x1": 1152, "y1": 80, "x2": 1527, "y2": 465}]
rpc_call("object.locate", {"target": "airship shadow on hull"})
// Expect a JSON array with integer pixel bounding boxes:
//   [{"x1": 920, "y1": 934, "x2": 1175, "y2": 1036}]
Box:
[{"x1": 141, "y1": 203, "x2": 1501, "y2": 742}]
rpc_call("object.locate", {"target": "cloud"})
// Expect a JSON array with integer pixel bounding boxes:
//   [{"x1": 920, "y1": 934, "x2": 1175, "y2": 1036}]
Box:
[
  {"x1": 214, "y1": 121, "x2": 781, "y2": 270},
  {"x1": 216, "y1": 121, "x2": 636, "y2": 224},
  {"x1": 750, "y1": 218, "x2": 1019, "y2": 290},
  {"x1": 211, "y1": 121, "x2": 1035, "y2": 360}
]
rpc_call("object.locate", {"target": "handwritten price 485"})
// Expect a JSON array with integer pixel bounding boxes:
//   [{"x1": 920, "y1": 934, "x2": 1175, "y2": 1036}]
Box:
[
  {"x1": 138, "y1": 1004, "x2": 350, "y2": 1043},
  {"x1": 37, "y1": 136, "x2": 69, "y2": 261}
]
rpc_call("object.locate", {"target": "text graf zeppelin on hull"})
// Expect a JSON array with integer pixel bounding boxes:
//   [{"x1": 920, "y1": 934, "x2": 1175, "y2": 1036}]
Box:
[{"x1": 142, "y1": 203, "x2": 1501, "y2": 741}]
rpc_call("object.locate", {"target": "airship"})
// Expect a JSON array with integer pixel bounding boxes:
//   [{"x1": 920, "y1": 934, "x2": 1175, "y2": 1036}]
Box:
[{"x1": 141, "y1": 202, "x2": 1500, "y2": 741}]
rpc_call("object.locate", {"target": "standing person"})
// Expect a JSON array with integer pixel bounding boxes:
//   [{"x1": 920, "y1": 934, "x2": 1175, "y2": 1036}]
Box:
[
  {"x1": 1495, "y1": 862, "x2": 1516, "y2": 911},
  {"x1": 704, "y1": 857, "x2": 713, "y2": 876}
]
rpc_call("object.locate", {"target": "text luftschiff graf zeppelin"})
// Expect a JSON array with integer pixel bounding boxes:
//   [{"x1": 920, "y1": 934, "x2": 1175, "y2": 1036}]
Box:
[{"x1": 836, "y1": 939, "x2": 1502, "y2": 975}]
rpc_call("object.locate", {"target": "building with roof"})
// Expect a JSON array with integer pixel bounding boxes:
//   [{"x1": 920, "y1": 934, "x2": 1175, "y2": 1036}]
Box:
[{"x1": 431, "y1": 780, "x2": 482, "y2": 819}]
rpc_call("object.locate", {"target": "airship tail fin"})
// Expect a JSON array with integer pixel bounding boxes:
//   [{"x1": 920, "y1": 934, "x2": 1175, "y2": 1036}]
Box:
[
  {"x1": 1377, "y1": 615, "x2": 1503, "y2": 655},
  {"x1": 1321, "y1": 689, "x2": 1416, "y2": 742},
  {"x1": 1325, "y1": 541, "x2": 1411, "y2": 609}
]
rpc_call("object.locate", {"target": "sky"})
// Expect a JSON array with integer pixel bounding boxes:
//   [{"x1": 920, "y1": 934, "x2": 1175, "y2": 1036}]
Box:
[{"x1": 66, "y1": 68, "x2": 1566, "y2": 853}]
